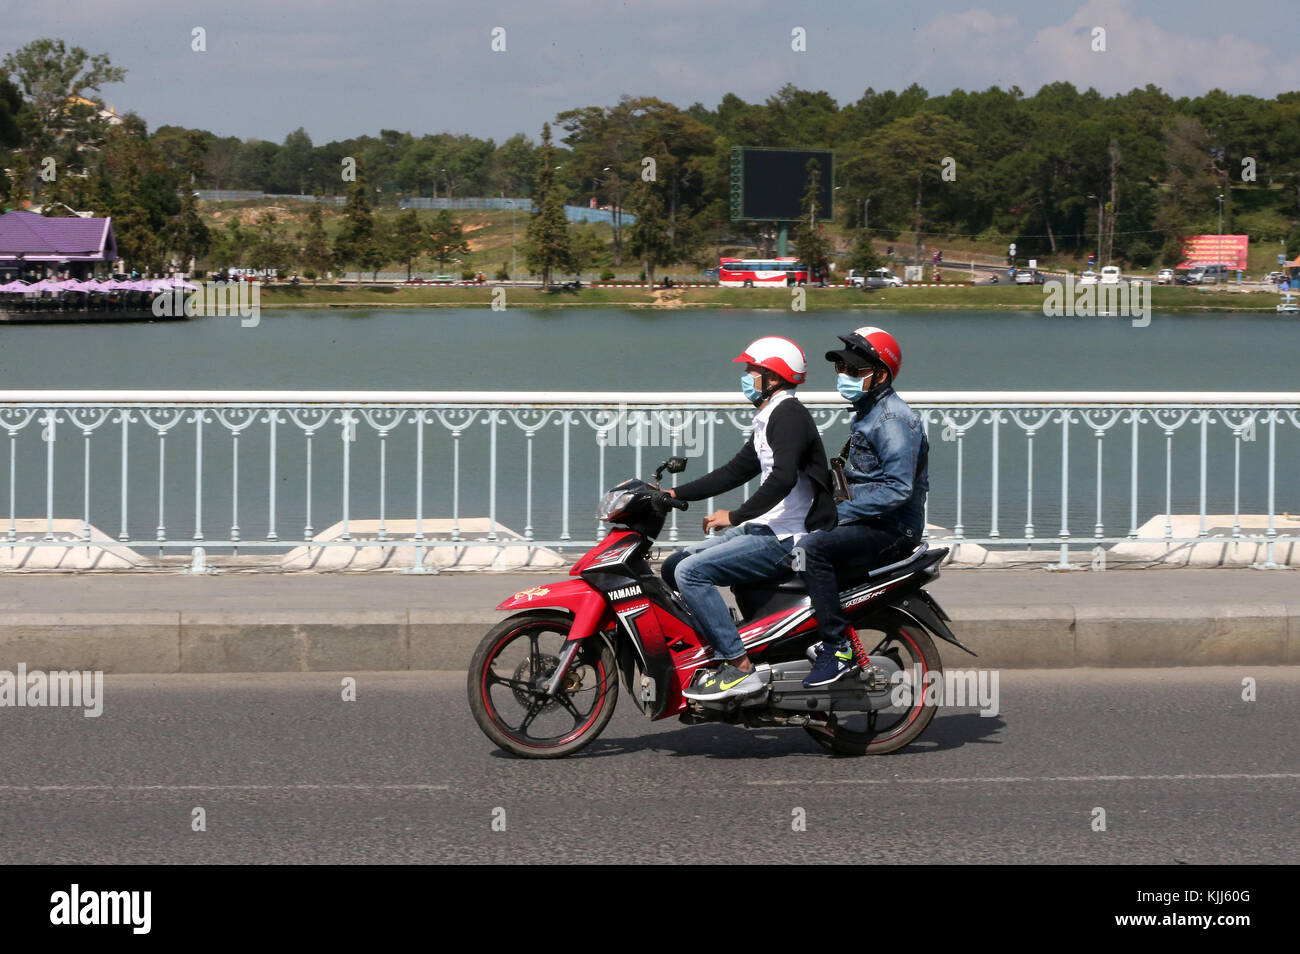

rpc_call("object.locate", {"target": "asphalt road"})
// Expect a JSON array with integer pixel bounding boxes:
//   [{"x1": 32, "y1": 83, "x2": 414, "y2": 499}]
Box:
[{"x1": 1, "y1": 668, "x2": 1295, "y2": 864}]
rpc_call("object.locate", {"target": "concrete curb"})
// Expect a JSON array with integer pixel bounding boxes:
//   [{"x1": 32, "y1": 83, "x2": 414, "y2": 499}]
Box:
[{"x1": 1, "y1": 603, "x2": 1298, "y2": 673}]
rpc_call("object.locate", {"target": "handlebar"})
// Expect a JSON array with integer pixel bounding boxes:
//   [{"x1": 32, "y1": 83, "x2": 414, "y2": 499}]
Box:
[{"x1": 651, "y1": 491, "x2": 689, "y2": 514}]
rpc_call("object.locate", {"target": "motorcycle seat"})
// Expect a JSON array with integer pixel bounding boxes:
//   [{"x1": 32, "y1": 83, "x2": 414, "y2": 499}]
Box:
[
  {"x1": 735, "y1": 543, "x2": 942, "y2": 597},
  {"x1": 729, "y1": 544, "x2": 948, "y2": 623}
]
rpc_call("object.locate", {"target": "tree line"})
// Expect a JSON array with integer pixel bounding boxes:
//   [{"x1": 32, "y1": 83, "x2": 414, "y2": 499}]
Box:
[{"x1": 4, "y1": 38, "x2": 1299, "y2": 282}]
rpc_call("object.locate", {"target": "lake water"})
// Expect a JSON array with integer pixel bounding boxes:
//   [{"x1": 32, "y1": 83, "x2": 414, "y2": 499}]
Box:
[
  {"x1": 0, "y1": 308, "x2": 1296, "y2": 548},
  {"x1": 0, "y1": 307, "x2": 1295, "y2": 390}
]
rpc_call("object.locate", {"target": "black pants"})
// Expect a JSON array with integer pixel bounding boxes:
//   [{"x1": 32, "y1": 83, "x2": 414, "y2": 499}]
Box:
[{"x1": 795, "y1": 523, "x2": 911, "y2": 648}]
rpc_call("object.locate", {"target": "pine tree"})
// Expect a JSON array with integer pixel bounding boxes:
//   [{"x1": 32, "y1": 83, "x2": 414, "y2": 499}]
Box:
[
  {"x1": 333, "y1": 177, "x2": 382, "y2": 282},
  {"x1": 627, "y1": 180, "x2": 671, "y2": 286},
  {"x1": 847, "y1": 230, "x2": 883, "y2": 275},
  {"x1": 793, "y1": 158, "x2": 831, "y2": 282},
  {"x1": 524, "y1": 123, "x2": 571, "y2": 289},
  {"x1": 390, "y1": 208, "x2": 430, "y2": 281},
  {"x1": 164, "y1": 132, "x2": 210, "y2": 272},
  {"x1": 298, "y1": 204, "x2": 334, "y2": 284},
  {"x1": 428, "y1": 209, "x2": 470, "y2": 273}
]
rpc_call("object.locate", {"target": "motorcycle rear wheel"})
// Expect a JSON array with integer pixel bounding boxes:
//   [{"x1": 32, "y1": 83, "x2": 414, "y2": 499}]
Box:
[
  {"x1": 803, "y1": 609, "x2": 942, "y2": 756},
  {"x1": 468, "y1": 610, "x2": 618, "y2": 759}
]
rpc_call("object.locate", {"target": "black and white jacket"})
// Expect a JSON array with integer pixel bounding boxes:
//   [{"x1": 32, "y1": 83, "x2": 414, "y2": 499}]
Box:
[{"x1": 673, "y1": 391, "x2": 836, "y2": 533}]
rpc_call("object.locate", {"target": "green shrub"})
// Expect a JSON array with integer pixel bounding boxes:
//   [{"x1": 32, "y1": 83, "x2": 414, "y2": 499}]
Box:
[
  {"x1": 1123, "y1": 239, "x2": 1156, "y2": 268},
  {"x1": 1234, "y1": 209, "x2": 1290, "y2": 243},
  {"x1": 600, "y1": 269, "x2": 615, "y2": 281}
]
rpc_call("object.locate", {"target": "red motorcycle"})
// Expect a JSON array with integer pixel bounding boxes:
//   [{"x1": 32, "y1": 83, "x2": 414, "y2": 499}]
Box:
[{"x1": 467, "y1": 457, "x2": 975, "y2": 758}]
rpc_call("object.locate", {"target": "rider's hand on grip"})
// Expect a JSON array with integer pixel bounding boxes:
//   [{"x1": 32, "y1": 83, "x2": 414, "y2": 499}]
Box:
[{"x1": 651, "y1": 491, "x2": 688, "y2": 514}]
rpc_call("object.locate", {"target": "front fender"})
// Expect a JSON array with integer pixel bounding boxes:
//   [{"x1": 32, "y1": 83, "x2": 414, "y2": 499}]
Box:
[{"x1": 496, "y1": 578, "x2": 611, "y2": 641}]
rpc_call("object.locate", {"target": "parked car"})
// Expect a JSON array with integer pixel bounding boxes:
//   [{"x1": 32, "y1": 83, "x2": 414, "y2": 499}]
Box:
[
  {"x1": 1157, "y1": 269, "x2": 1174, "y2": 284},
  {"x1": 1078, "y1": 270, "x2": 1098, "y2": 286},
  {"x1": 1265, "y1": 271, "x2": 1286, "y2": 284},
  {"x1": 1099, "y1": 266, "x2": 1122, "y2": 285},
  {"x1": 1187, "y1": 264, "x2": 1228, "y2": 284},
  {"x1": 862, "y1": 267, "x2": 904, "y2": 289}
]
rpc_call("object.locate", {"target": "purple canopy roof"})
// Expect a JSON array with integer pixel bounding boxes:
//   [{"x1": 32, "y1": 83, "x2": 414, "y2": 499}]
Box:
[{"x1": 0, "y1": 211, "x2": 117, "y2": 262}]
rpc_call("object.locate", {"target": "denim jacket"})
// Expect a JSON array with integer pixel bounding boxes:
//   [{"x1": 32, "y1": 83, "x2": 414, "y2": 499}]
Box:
[{"x1": 836, "y1": 385, "x2": 929, "y2": 538}]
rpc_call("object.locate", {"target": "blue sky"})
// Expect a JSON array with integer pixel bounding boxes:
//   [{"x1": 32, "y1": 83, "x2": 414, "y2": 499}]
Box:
[{"x1": 3, "y1": 0, "x2": 1297, "y2": 145}]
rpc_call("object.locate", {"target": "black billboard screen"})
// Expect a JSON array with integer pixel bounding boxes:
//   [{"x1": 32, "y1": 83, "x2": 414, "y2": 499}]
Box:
[{"x1": 734, "y1": 148, "x2": 834, "y2": 221}]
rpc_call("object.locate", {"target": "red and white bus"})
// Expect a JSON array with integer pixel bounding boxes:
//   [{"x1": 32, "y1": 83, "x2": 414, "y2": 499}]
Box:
[{"x1": 718, "y1": 257, "x2": 809, "y2": 287}]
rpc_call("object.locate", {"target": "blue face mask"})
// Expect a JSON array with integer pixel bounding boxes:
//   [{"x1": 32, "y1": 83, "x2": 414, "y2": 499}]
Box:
[
  {"x1": 741, "y1": 372, "x2": 762, "y2": 404},
  {"x1": 837, "y1": 373, "x2": 865, "y2": 402}
]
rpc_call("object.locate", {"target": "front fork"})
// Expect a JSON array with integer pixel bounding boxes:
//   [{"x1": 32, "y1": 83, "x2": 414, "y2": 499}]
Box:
[{"x1": 542, "y1": 640, "x2": 583, "y2": 696}]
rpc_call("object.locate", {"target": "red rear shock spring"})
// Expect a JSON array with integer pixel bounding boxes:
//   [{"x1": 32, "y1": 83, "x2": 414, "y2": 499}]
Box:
[{"x1": 846, "y1": 626, "x2": 870, "y2": 669}]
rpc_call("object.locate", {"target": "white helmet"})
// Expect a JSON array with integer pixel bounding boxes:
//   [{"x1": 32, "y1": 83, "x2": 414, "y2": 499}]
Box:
[{"x1": 733, "y1": 336, "x2": 807, "y2": 384}]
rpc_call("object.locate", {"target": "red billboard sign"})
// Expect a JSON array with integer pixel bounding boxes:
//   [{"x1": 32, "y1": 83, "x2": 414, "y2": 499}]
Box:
[{"x1": 1176, "y1": 234, "x2": 1248, "y2": 271}]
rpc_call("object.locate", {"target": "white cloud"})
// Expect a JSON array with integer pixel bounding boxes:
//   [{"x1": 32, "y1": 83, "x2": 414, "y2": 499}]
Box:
[
  {"x1": 909, "y1": 0, "x2": 1300, "y2": 96},
  {"x1": 913, "y1": 9, "x2": 1022, "y2": 90},
  {"x1": 1023, "y1": 0, "x2": 1300, "y2": 94}
]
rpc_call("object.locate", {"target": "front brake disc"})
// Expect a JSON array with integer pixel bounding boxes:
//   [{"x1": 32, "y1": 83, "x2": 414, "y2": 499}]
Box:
[{"x1": 512, "y1": 654, "x2": 561, "y2": 711}]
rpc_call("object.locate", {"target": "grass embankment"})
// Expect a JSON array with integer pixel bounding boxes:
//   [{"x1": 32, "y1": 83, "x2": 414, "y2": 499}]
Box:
[
  {"x1": 204, "y1": 202, "x2": 558, "y2": 278},
  {"x1": 204, "y1": 198, "x2": 1293, "y2": 281},
  {"x1": 259, "y1": 282, "x2": 1287, "y2": 311}
]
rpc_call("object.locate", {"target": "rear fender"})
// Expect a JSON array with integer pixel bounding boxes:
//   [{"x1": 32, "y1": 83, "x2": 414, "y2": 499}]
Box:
[{"x1": 881, "y1": 590, "x2": 977, "y2": 657}]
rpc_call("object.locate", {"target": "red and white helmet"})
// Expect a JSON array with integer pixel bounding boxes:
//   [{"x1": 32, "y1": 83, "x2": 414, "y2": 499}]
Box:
[
  {"x1": 826, "y1": 326, "x2": 902, "y2": 381},
  {"x1": 733, "y1": 336, "x2": 807, "y2": 385}
]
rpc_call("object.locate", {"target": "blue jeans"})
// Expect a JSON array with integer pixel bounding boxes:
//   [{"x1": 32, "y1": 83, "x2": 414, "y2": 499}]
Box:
[{"x1": 663, "y1": 524, "x2": 794, "y2": 660}]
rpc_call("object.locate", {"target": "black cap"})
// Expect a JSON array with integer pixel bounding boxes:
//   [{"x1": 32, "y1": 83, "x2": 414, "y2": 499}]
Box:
[{"x1": 825, "y1": 333, "x2": 881, "y2": 372}]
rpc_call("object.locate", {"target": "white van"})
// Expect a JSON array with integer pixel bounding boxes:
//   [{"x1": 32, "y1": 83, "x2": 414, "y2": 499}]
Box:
[
  {"x1": 847, "y1": 267, "x2": 903, "y2": 288},
  {"x1": 1099, "y1": 266, "x2": 1122, "y2": 284}
]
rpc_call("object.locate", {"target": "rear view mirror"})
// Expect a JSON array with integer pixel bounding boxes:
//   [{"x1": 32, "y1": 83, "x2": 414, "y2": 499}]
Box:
[{"x1": 652, "y1": 456, "x2": 689, "y2": 484}]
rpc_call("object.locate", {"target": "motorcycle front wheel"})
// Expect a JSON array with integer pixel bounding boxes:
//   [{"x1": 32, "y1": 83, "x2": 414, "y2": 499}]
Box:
[
  {"x1": 804, "y1": 609, "x2": 942, "y2": 756},
  {"x1": 468, "y1": 610, "x2": 618, "y2": 759}
]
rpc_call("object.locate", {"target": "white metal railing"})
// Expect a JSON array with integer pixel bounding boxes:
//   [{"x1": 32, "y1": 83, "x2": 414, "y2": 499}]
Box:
[{"x1": 2, "y1": 391, "x2": 1298, "y2": 570}]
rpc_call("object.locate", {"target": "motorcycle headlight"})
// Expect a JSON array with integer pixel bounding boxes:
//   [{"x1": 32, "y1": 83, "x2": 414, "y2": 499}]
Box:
[{"x1": 597, "y1": 487, "x2": 637, "y2": 522}]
